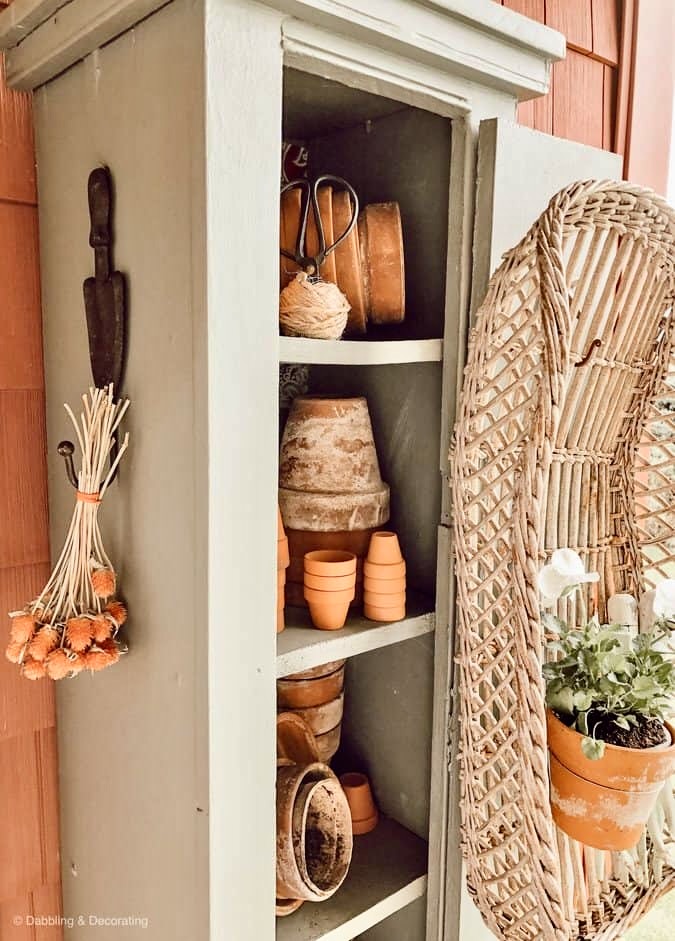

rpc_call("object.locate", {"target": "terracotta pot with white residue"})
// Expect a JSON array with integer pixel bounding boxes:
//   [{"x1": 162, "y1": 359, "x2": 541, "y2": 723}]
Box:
[{"x1": 547, "y1": 710, "x2": 675, "y2": 850}]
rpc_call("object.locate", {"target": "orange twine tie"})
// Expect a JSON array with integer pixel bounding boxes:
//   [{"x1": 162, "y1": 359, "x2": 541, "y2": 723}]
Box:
[{"x1": 76, "y1": 491, "x2": 102, "y2": 504}]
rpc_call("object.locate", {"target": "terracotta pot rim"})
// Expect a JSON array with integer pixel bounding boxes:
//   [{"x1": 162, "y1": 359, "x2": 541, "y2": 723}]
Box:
[
  {"x1": 547, "y1": 709, "x2": 675, "y2": 758},
  {"x1": 305, "y1": 587, "x2": 356, "y2": 604},
  {"x1": 278, "y1": 664, "x2": 345, "y2": 687},
  {"x1": 550, "y1": 749, "x2": 663, "y2": 796}
]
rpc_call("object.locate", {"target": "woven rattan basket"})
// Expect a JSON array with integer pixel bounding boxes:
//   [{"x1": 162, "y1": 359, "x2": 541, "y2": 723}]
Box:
[{"x1": 452, "y1": 180, "x2": 675, "y2": 940}]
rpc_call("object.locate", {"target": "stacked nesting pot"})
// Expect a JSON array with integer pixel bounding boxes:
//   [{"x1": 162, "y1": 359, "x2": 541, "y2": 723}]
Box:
[
  {"x1": 276, "y1": 712, "x2": 353, "y2": 916},
  {"x1": 279, "y1": 396, "x2": 390, "y2": 607},
  {"x1": 277, "y1": 660, "x2": 346, "y2": 763}
]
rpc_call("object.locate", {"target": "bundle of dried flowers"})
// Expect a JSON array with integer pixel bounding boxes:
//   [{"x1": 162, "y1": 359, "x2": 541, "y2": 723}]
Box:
[{"x1": 6, "y1": 386, "x2": 130, "y2": 680}]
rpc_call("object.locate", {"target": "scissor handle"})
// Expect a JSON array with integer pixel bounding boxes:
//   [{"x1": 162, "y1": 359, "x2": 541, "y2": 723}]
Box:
[{"x1": 280, "y1": 175, "x2": 359, "y2": 276}]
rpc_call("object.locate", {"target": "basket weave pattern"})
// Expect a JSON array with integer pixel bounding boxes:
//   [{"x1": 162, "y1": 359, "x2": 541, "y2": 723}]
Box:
[{"x1": 453, "y1": 181, "x2": 675, "y2": 940}]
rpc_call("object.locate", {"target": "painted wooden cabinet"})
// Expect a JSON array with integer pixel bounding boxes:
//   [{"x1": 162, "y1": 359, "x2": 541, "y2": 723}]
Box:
[{"x1": 0, "y1": 1, "x2": 619, "y2": 939}]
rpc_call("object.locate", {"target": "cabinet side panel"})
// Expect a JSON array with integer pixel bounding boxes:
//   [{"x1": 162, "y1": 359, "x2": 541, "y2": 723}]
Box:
[{"x1": 34, "y1": 2, "x2": 209, "y2": 938}]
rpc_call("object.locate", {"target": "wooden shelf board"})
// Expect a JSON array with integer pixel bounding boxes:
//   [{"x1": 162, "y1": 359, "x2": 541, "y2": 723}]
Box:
[
  {"x1": 276, "y1": 816, "x2": 428, "y2": 941},
  {"x1": 278, "y1": 336, "x2": 443, "y2": 366},
  {"x1": 277, "y1": 593, "x2": 435, "y2": 678}
]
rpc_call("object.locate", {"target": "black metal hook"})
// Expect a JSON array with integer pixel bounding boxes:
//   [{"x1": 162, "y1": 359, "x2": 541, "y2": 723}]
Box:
[
  {"x1": 575, "y1": 338, "x2": 602, "y2": 367},
  {"x1": 59, "y1": 166, "x2": 127, "y2": 489}
]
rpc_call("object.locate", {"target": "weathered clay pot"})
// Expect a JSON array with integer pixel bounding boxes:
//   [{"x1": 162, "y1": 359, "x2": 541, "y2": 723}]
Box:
[
  {"x1": 290, "y1": 693, "x2": 345, "y2": 736},
  {"x1": 316, "y1": 723, "x2": 342, "y2": 763},
  {"x1": 277, "y1": 664, "x2": 345, "y2": 709},
  {"x1": 284, "y1": 659, "x2": 346, "y2": 681},
  {"x1": 547, "y1": 710, "x2": 675, "y2": 850},
  {"x1": 292, "y1": 777, "x2": 353, "y2": 899},
  {"x1": 276, "y1": 762, "x2": 352, "y2": 901},
  {"x1": 276, "y1": 897, "x2": 303, "y2": 917},
  {"x1": 279, "y1": 396, "x2": 390, "y2": 532},
  {"x1": 340, "y1": 772, "x2": 379, "y2": 835},
  {"x1": 358, "y1": 202, "x2": 405, "y2": 325},
  {"x1": 277, "y1": 712, "x2": 319, "y2": 765}
]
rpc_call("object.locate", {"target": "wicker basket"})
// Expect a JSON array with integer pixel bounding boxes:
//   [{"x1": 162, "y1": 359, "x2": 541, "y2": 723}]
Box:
[{"x1": 452, "y1": 180, "x2": 675, "y2": 940}]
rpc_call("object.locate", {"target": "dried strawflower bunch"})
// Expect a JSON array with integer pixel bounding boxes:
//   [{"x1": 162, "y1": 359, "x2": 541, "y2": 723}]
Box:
[{"x1": 6, "y1": 386, "x2": 130, "y2": 681}]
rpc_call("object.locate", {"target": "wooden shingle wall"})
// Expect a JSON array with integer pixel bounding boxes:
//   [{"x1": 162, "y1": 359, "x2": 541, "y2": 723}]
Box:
[
  {"x1": 0, "y1": 36, "x2": 62, "y2": 941},
  {"x1": 498, "y1": 0, "x2": 621, "y2": 150}
]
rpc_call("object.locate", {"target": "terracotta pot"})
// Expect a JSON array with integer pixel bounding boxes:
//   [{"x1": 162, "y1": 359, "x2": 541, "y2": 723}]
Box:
[
  {"x1": 358, "y1": 202, "x2": 405, "y2": 324},
  {"x1": 277, "y1": 606, "x2": 285, "y2": 634},
  {"x1": 287, "y1": 528, "x2": 375, "y2": 606},
  {"x1": 363, "y1": 590, "x2": 405, "y2": 606},
  {"x1": 283, "y1": 659, "x2": 346, "y2": 681},
  {"x1": 279, "y1": 396, "x2": 390, "y2": 532},
  {"x1": 316, "y1": 723, "x2": 342, "y2": 763},
  {"x1": 279, "y1": 188, "x2": 302, "y2": 290},
  {"x1": 277, "y1": 712, "x2": 320, "y2": 765},
  {"x1": 276, "y1": 897, "x2": 303, "y2": 918},
  {"x1": 547, "y1": 710, "x2": 675, "y2": 850},
  {"x1": 278, "y1": 537, "x2": 290, "y2": 570},
  {"x1": 363, "y1": 575, "x2": 406, "y2": 593},
  {"x1": 364, "y1": 602, "x2": 406, "y2": 623},
  {"x1": 290, "y1": 693, "x2": 345, "y2": 736},
  {"x1": 339, "y1": 772, "x2": 379, "y2": 835},
  {"x1": 306, "y1": 599, "x2": 351, "y2": 632},
  {"x1": 304, "y1": 550, "x2": 357, "y2": 577},
  {"x1": 278, "y1": 665, "x2": 345, "y2": 708},
  {"x1": 277, "y1": 569, "x2": 286, "y2": 587},
  {"x1": 332, "y1": 188, "x2": 367, "y2": 335},
  {"x1": 277, "y1": 762, "x2": 352, "y2": 900},
  {"x1": 304, "y1": 571, "x2": 357, "y2": 591},
  {"x1": 363, "y1": 559, "x2": 406, "y2": 580},
  {"x1": 367, "y1": 531, "x2": 403, "y2": 565},
  {"x1": 291, "y1": 776, "x2": 353, "y2": 900},
  {"x1": 304, "y1": 586, "x2": 355, "y2": 605}
]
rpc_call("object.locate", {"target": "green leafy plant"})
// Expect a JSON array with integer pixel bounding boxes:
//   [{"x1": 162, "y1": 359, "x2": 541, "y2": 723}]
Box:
[{"x1": 543, "y1": 615, "x2": 675, "y2": 759}]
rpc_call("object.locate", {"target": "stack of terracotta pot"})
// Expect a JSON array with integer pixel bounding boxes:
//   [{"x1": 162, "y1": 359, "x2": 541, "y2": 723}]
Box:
[
  {"x1": 277, "y1": 660, "x2": 346, "y2": 763},
  {"x1": 279, "y1": 395, "x2": 390, "y2": 609},
  {"x1": 304, "y1": 551, "x2": 356, "y2": 630},
  {"x1": 280, "y1": 187, "x2": 405, "y2": 335},
  {"x1": 276, "y1": 712, "x2": 353, "y2": 917},
  {"x1": 277, "y1": 508, "x2": 290, "y2": 633},
  {"x1": 364, "y1": 532, "x2": 406, "y2": 622}
]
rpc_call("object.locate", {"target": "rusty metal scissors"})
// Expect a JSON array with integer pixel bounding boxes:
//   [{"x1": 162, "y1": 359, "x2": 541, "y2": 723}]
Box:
[{"x1": 280, "y1": 174, "x2": 359, "y2": 276}]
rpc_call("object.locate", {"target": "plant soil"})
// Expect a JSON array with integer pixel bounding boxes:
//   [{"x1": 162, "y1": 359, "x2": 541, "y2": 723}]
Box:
[{"x1": 557, "y1": 709, "x2": 670, "y2": 749}]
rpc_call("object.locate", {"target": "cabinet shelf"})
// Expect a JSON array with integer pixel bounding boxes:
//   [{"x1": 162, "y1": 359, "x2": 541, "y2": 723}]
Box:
[
  {"x1": 279, "y1": 336, "x2": 443, "y2": 366},
  {"x1": 277, "y1": 593, "x2": 435, "y2": 678},
  {"x1": 276, "y1": 816, "x2": 428, "y2": 941}
]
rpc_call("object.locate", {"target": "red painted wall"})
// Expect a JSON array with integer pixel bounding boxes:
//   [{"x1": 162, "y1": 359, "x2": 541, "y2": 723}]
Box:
[{"x1": 0, "y1": 39, "x2": 62, "y2": 940}]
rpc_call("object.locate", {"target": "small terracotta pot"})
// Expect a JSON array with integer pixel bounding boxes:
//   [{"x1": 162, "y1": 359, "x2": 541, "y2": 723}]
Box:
[
  {"x1": 278, "y1": 536, "x2": 290, "y2": 570},
  {"x1": 277, "y1": 607, "x2": 285, "y2": 634},
  {"x1": 547, "y1": 710, "x2": 675, "y2": 850},
  {"x1": 304, "y1": 571, "x2": 356, "y2": 591},
  {"x1": 363, "y1": 559, "x2": 406, "y2": 580},
  {"x1": 278, "y1": 665, "x2": 345, "y2": 708},
  {"x1": 276, "y1": 898, "x2": 303, "y2": 918},
  {"x1": 278, "y1": 506, "x2": 286, "y2": 540},
  {"x1": 277, "y1": 712, "x2": 319, "y2": 765},
  {"x1": 364, "y1": 603, "x2": 406, "y2": 623},
  {"x1": 278, "y1": 569, "x2": 287, "y2": 587},
  {"x1": 307, "y1": 600, "x2": 351, "y2": 632},
  {"x1": 339, "y1": 772, "x2": 379, "y2": 835},
  {"x1": 363, "y1": 575, "x2": 406, "y2": 593},
  {"x1": 358, "y1": 202, "x2": 405, "y2": 324},
  {"x1": 363, "y1": 590, "x2": 406, "y2": 607},
  {"x1": 367, "y1": 531, "x2": 403, "y2": 565},
  {"x1": 290, "y1": 693, "x2": 345, "y2": 736},
  {"x1": 316, "y1": 723, "x2": 342, "y2": 763},
  {"x1": 284, "y1": 659, "x2": 346, "y2": 681},
  {"x1": 287, "y1": 529, "x2": 374, "y2": 607},
  {"x1": 304, "y1": 586, "x2": 355, "y2": 605},
  {"x1": 304, "y1": 550, "x2": 357, "y2": 577}
]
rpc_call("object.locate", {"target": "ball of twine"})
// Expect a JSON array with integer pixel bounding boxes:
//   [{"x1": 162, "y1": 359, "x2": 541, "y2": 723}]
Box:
[{"x1": 279, "y1": 272, "x2": 350, "y2": 340}]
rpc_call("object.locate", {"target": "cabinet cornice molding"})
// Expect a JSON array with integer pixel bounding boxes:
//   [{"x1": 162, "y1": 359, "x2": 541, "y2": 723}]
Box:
[{"x1": 0, "y1": 0, "x2": 564, "y2": 97}]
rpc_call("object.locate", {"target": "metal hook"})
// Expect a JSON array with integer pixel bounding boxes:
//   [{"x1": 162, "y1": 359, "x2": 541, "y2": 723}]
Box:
[
  {"x1": 59, "y1": 166, "x2": 127, "y2": 489},
  {"x1": 575, "y1": 338, "x2": 602, "y2": 367}
]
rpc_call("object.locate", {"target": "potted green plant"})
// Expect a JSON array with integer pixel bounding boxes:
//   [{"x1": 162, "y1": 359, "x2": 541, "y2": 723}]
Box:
[{"x1": 540, "y1": 550, "x2": 675, "y2": 850}]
